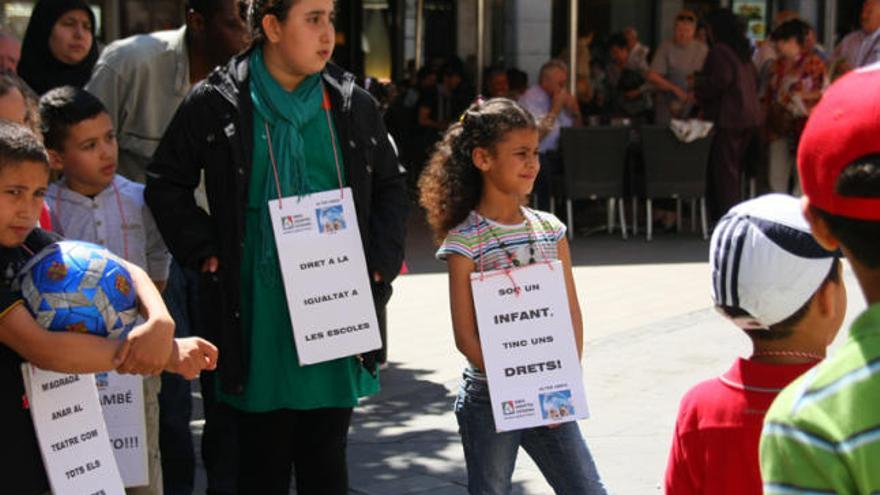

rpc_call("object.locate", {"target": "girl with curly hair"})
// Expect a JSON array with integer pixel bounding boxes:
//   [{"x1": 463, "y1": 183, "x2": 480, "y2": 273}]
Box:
[{"x1": 420, "y1": 98, "x2": 608, "y2": 494}]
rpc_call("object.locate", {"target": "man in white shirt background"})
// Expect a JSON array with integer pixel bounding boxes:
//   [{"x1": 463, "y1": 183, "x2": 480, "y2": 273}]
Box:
[
  {"x1": 0, "y1": 30, "x2": 21, "y2": 74},
  {"x1": 518, "y1": 59, "x2": 582, "y2": 211},
  {"x1": 832, "y1": 0, "x2": 880, "y2": 72}
]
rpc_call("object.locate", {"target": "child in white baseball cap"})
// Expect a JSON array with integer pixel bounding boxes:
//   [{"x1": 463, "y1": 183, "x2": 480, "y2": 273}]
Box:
[{"x1": 665, "y1": 193, "x2": 846, "y2": 495}]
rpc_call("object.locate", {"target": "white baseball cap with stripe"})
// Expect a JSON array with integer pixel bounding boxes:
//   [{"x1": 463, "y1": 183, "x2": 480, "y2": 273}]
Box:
[{"x1": 710, "y1": 194, "x2": 840, "y2": 330}]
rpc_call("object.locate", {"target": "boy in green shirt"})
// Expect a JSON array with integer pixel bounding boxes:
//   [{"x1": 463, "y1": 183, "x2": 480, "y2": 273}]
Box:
[{"x1": 760, "y1": 64, "x2": 880, "y2": 493}]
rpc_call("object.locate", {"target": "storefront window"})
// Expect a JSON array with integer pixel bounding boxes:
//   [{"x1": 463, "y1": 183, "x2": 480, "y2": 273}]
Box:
[
  {"x1": 733, "y1": 0, "x2": 770, "y2": 41},
  {"x1": 364, "y1": 0, "x2": 393, "y2": 81}
]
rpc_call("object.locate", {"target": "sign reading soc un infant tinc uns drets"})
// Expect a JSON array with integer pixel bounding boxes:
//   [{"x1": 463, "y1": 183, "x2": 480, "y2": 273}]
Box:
[
  {"x1": 470, "y1": 261, "x2": 590, "y2": 432},
  {"x1": 269, "y1": 187, "x2": 381, "y2": 365}
]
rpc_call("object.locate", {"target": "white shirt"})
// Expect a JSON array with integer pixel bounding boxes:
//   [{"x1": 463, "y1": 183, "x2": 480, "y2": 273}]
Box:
[
  {"x1": 857, "y1": 28, "x2": 880, "y2": 67},
  {"x1": 518, "y1": 85, "x2": 574, "y2": 153},
  {"x1": 47, "y1": 175, "x2": 170, "y2": 282},
  {"x1": 86, "y1": 26, "x2": 210, "y2": 211},
  {"x1": 834, "y1": 28, "x2": 880, "y2": 68},
  {"x1": 86, "y1": 27, "x2": 190, "y2": 183}
]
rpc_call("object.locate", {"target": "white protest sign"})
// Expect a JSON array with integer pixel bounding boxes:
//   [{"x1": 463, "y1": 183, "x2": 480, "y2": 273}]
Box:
[
  {"x1": 96, "y1": 372, "x2": 147, "y2": 487},
  {"x1": 22, "y1": 364, "x2": 125, "y2": 495},
  {"x1": 269, "y1": 187, "x2": 381, "y2": 365},
  {"x1": 470, "y1": 261, "x2": 589, "y2": 432}
]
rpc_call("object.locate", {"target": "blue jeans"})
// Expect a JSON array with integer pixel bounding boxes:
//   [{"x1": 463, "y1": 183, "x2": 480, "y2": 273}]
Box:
[
  {"x1": 159, "y1": 261, "x2": 196, "y2": 495},
  {"x1": 455, "y1": 371, "x2": 608, "y2": 495}
]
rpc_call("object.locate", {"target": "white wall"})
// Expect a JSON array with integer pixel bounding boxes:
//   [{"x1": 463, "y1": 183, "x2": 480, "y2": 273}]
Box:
[
  {"x1": 504, "y1": 0, "x2": 553, "y2": 86},
  {"x1": 403, "y1": 0, "x2": 416, "y2": 63},
  {"x1": 458, "y1": 0, "x2": 478, "y2": 58},
  {"x1": 657, "y1": 0, "x2": 685, "y2": 45},
  {"x1": 452, "y1": 0, "x2": 553, "y2": 89}
]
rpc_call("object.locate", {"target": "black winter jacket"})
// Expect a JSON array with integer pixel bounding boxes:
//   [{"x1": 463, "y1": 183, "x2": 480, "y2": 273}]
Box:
[{"x1": 144, "y1": 51, "x2": 408, "y2": 394}]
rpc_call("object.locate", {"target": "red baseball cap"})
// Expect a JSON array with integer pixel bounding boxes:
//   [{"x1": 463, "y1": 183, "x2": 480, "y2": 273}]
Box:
[{"x1": 798, "y1": 63, "x2": 880, "y2": 220}]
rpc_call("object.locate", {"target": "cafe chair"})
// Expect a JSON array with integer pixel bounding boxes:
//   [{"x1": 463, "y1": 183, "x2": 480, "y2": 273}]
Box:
[
  {"x1": 558, "y1": 127, "x2": 630, "y2": 241},
  {"x1": 640, "y1": 125, "x2": 712, "y2": 241}
]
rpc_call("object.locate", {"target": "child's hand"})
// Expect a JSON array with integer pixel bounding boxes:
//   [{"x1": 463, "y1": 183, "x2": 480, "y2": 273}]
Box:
[
  {"x1": 165, "y1": 337, "x2": 218, "y2": 380},
  {"x1": 115, "y1": 315, "x2": 175, "y2": 375}
]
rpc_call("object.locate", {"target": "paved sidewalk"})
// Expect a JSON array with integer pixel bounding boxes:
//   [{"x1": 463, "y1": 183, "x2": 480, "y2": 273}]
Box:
[{"x1": 191, "y1": 217, "x2": 867, "y2": 494}]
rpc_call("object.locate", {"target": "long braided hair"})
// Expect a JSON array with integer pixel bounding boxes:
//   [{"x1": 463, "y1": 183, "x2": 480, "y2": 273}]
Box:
[{"x1": 418, "y1": 97, "x2": 537, "y2": 244}]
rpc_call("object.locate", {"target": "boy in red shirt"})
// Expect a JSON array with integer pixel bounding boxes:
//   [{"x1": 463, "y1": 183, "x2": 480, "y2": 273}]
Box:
[{"x1": 664, "y1": 193, "x2": 847, "y2": 494}]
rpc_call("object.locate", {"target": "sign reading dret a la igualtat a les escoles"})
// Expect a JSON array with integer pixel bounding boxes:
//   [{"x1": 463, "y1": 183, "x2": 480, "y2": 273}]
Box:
[{"x1": 269, "y1": 187, "x2": 381, "y2": 365}]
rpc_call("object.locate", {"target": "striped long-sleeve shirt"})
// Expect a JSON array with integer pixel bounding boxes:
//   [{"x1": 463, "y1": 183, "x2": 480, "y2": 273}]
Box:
[{"x1": 760, "y1": 303, "x2": 880, "y2": 494}]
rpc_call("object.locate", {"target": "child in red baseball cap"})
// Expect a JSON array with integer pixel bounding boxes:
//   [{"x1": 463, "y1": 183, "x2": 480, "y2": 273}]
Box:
[{"x1": 760, "y1": 63, "x2": 880, "y2": 493}]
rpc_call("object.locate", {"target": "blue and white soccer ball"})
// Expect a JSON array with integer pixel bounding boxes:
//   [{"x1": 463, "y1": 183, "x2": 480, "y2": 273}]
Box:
[{"x1": 15, "y1": 241, "x2": 139, "y2": 339}]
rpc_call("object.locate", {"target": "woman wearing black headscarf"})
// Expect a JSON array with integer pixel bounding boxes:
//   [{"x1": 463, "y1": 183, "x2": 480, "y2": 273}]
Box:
[
  {"x1": 17, "y1": 0, "x2": 98, "y2": 95},
  {"x1": 695, "y1": 8, "x2": 760, "y2": 221}
]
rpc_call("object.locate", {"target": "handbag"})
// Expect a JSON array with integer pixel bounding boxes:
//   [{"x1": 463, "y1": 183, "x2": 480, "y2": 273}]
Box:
[{"x1": 766, "y1": 101, "x2": 796, "y2": 136}]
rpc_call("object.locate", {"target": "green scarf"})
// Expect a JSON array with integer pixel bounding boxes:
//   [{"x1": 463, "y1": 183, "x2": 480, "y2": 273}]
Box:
[
  {"x1": 249, "y1": 48, "x2": 325, "y2": 285},
  {"x1": 250, "y1": 47, "x2": 324, "y2": 198}
]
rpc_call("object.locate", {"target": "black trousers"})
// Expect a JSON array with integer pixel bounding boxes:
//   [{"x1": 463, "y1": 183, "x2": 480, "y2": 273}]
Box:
[
  {"x1": 237, "y1": 407, "x2": 354, "y2": 495},
  {"x1": 376, "y1": 302, "x2": 388, "y2": 364},
  {"x1": 708, "y1": 127, "x2": 754, "y2": 221},
  {"x1": 201, "y1": 372, "x2": 240, "y2": 495}
]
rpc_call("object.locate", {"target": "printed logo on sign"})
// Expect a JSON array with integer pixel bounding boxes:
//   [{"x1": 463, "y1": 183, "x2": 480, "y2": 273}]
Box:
[
  {"x1": 95, "y1": 372, "x2": 109, "y2": 389},
  {"x1": 502, "y1": 401, "x2": 516, "y2": 416},
  {"x1": 316, "y1": 205, "x2": 346, "y2": 234},
  {"x1": 539, "y1": 389, "x2": 575, "y2": 420},
  {"x1": 280, "y1": 213, "x2": 312, "y2": 234}
]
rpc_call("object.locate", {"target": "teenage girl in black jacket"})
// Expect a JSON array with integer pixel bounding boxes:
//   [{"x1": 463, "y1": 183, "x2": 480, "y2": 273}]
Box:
[{"x1": 145, "y1": 1, "x2": 408, "y2": 492}]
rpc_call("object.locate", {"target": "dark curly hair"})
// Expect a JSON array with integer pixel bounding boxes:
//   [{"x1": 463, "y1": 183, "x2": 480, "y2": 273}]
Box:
[
  {"x1": 418, "y1": 98, "x2": 537, "y2": 244},
  {"x1": 771, "y1": 18, "x2": 810, "y2": 46}
]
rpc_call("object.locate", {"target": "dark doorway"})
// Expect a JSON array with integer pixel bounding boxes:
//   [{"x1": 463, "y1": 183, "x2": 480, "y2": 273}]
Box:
[
  {"x1": 551, "y1": 0, "x2": 658, "y2": 58},
  {"x1": 837, "y1": 0, "x2": 864, "y2": 40},
  {"x1": 334, "y1": 0, "x2": 365, "y2": 78},
  {"x1": 424, "y1": 0, "x2": 457, "y2": 67}
]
